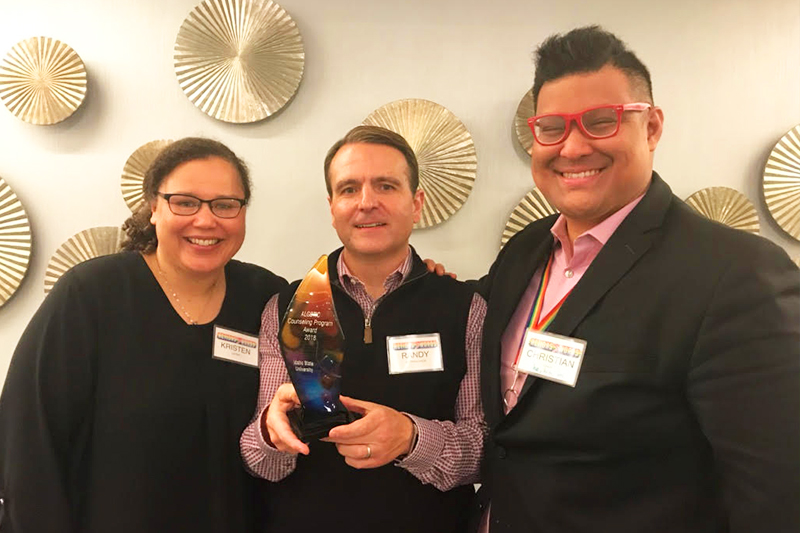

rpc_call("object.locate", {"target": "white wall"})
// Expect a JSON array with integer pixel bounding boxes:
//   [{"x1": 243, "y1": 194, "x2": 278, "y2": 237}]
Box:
[{"x1": 0, "y1": 0, "x2": 798, "y2": 378}]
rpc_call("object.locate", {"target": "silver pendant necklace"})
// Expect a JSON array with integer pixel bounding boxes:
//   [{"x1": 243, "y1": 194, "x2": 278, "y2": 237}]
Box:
[{"x1": 155, "y1": 255, "x2": 217, "y2": 326}]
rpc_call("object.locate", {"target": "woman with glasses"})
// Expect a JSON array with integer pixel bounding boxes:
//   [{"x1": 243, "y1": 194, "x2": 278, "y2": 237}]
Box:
[{"x1": 0, "y1": 138, "x2": 286, "y2": 533}]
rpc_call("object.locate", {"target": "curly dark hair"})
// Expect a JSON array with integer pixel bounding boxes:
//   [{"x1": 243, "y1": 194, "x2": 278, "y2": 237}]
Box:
[{"x1": 121, "y1": 137, "x2": 251, "y2": 253}]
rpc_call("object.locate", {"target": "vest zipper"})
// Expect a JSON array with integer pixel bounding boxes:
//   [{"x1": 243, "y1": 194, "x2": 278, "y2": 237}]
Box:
[
  {"x1": 332, "y1": 264, "x2": 429, "y2": 345},
  {"x1": 364, "y1": 268, "x2": 427, "y2": 343},
  {"x1": 364, "y1": 316, "x2": 373, "y2": 344}
]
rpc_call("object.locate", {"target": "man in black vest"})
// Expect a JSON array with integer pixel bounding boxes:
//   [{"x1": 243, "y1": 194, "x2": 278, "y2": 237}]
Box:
[
  {"x1": 475, "y1": 26, "x2": 799, "y2": 532},
  {"x1": 241, "y1": 125, "x2": 486, "y2": 533}
]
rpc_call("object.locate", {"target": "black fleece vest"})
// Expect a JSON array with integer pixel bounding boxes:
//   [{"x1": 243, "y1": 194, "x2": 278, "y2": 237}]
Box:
[{"x1": 262, "y1": 249, "x2": 476, "y2": 533}]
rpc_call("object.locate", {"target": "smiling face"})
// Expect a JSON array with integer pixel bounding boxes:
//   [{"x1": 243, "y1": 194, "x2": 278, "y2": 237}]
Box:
[
  {"x1": 149, "y1": 156, "x2": 246, "y2": 277},
  {"x1": 328, "y1": 142, "x2": 423, "y2": 266},
  {"x1": 531, "y1": 64, "x2": 664, "y2": 238}
]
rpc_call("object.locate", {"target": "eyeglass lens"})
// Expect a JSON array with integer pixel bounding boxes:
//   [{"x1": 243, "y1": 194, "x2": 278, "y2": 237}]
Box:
[
  {"x1": 534, "y1": 107, "x2": 619, "y2": 144},
  {"x1": 167, "y1": 194, "x2": 242, "y2": 218}
]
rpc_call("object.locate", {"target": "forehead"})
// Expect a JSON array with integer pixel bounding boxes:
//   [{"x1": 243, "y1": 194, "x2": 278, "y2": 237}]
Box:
[
  {"x1": 329, "y1": 143, "x2": 410, "y2": 187},
  {"x1": 162, "y1": 156, "x2": 244, "y2": 195},
  {"x1": 536, "y1": 65, "x2": 637, "y2": 114}
]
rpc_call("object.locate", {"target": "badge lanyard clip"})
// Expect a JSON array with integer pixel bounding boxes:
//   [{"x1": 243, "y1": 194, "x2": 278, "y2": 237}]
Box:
[{"x1": 503, "y1": 252, "x2": 570, "y2": 408}]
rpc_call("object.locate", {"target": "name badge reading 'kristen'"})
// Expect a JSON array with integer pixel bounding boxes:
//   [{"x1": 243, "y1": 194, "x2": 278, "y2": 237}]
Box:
[
  {"x1": 387, "y1": 333, "x2": 444, "y2": 375},
  {"x1": 212, "y1": 325, "x2": 259, "y2": 367},
  {"x1": 515, "y1": 330, "x2": 587, "y2": 387}
]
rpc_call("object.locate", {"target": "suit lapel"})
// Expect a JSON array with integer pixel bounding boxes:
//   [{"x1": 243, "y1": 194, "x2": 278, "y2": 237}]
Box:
[
  {"x1": 483, "y1": 221, "x2": 555, "y2": 428},
  {"x1": 492, "y1": 239, "x2": 554, "y2": 342},
  {"x1": 513, "y1": 174, "x2": 674, "y2": 403},
  {"x1": 546, "y1": 227, "x2": 655, "y2": 337}
]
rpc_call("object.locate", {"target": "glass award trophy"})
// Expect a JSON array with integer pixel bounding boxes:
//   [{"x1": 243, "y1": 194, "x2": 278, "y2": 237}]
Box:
[{"x1": 279, "y1": 255, "x2": 358, "y2": 440}]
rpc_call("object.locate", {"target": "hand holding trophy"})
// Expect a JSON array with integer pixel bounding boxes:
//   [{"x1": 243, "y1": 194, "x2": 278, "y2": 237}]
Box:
[{"x1": 279, "y1": 255, "x2": 359, "y2": 440}]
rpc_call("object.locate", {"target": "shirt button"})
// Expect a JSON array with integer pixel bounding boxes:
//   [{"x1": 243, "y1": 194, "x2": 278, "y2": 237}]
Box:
[
  {"x1": 496, "y1": 446, "x2": 507, "y2": 459},
  {"x1": 564, "y1": 269, "x2": 574, "y2": 278}
]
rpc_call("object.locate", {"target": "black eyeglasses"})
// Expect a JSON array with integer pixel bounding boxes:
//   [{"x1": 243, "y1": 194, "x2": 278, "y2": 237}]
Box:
[{"x1": 157, "y1": 193, "x2": 246, "y2": 219}]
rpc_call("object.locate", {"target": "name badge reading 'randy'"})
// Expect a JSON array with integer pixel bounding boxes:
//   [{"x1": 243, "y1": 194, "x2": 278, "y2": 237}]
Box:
[
  {"x1": 387, "y1": 333, "x2": 444, "y2": 375},
  {"x1": 515, "y1": 330, "x2": 587, "y2": 387},
  {"x1": 213, "y1": 325, "x2": 259, "y2": 367}
]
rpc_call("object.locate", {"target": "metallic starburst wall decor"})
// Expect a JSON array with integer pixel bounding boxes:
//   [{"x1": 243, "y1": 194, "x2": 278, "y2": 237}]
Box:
[
  {"x1": 174, "y1": 0, "x2": 305, "y2": 123},
  {"x1": 763, "y1": 125, "x2": 800, "y2": 241},
  {"x1": 685, "y1": 187, "x2": 759, "y2": 234},
  {"x1": 0, "y1": 37, "x2": 87, "y2": 125},
  {"x1": 501, "y1": 188, "x2": 558, "y2": 249},
  {"x1": 44, "y1": 227, "x2": 124, "y2": 293},
  {"x1": 363, "y1": 99, "x2": 477, "y2": 229},
  {"x1": 0, "y1": 176, "x2": 32, "y2": 308},
  {"x1": 514, "y1": 89, "x2": 535, "y2": 155},
  {"x1": 121, "y1": 139, "x2": 173, "y2": 212}
]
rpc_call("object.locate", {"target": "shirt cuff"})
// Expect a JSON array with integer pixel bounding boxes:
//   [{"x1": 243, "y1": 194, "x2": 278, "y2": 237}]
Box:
[
  {"x1": 256, "y1": 406, "x2": 273, "y2": 449},
  {"x1": 256, "y1": 405, "x2": 295, "y2": 457},
  {"x1": 395, "y1": 413, "x2": 444, "y2": 471}
]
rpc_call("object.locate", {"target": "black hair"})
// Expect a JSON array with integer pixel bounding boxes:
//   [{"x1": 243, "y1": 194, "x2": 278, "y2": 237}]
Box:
[{"x1": 532, "y1": 25, "x2": 653, "y2": 111}]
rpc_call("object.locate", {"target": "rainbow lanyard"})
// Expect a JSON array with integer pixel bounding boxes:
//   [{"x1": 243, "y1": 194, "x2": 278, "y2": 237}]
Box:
[
  {"x1": 505, "y1": 252, "x2": 571, "y2": 408},
  {"x1": 524, "y1": 251, "x2": 570, "y2": 335}
]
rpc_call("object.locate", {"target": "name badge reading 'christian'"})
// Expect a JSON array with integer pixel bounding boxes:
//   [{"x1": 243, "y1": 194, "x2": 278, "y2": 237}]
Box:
[
  {"x1": 213, "y1": 325, "x2": 259, "y2": 367},
  {"x1": 515, "y1": 330, "x2": 587, "y2": 387},
  {"x1": 387, "y1": 333, "x2": 444, "y2": 375}
]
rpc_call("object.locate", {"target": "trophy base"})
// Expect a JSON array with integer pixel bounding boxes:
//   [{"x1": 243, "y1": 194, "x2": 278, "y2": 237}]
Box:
[{"x1": 287, "y1": 407, "x2": 361, "y2": 442}]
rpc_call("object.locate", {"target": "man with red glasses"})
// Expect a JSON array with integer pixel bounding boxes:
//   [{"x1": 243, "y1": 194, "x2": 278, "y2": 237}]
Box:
[{"x1": 474, "y1": 26, "x2": 799, "y2": 533}]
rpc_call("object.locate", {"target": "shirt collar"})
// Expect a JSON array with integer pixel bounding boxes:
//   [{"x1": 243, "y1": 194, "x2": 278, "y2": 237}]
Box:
[
  {"x1": 550, "y1": 189, "x2": 647, "y2": 251},
  {"x1": 336, "y1": 247, "x2": 413, "y2": 291}
]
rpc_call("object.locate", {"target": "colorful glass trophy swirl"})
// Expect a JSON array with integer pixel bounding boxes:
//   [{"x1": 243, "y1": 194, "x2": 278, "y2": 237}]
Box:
[{"x1": 279, "y1": 255, "x2": 358, "y2": 440}]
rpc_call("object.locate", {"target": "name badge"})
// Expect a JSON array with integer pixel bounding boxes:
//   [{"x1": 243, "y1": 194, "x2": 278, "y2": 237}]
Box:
[
  {"x1": 515, "y1": 330, "x2": 586, "y2": 387},
  {"x1": 213, "y1": 325, "x2": 259, "y2": 367},
  {"x1": 386, "y1": 333, "x2": 444, "y2": 375}
]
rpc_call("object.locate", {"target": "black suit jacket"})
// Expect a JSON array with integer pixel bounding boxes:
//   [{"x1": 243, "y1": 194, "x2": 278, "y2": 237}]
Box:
[{"x1": 477, "y1": 174, "x2": 800, "y2": 533}]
